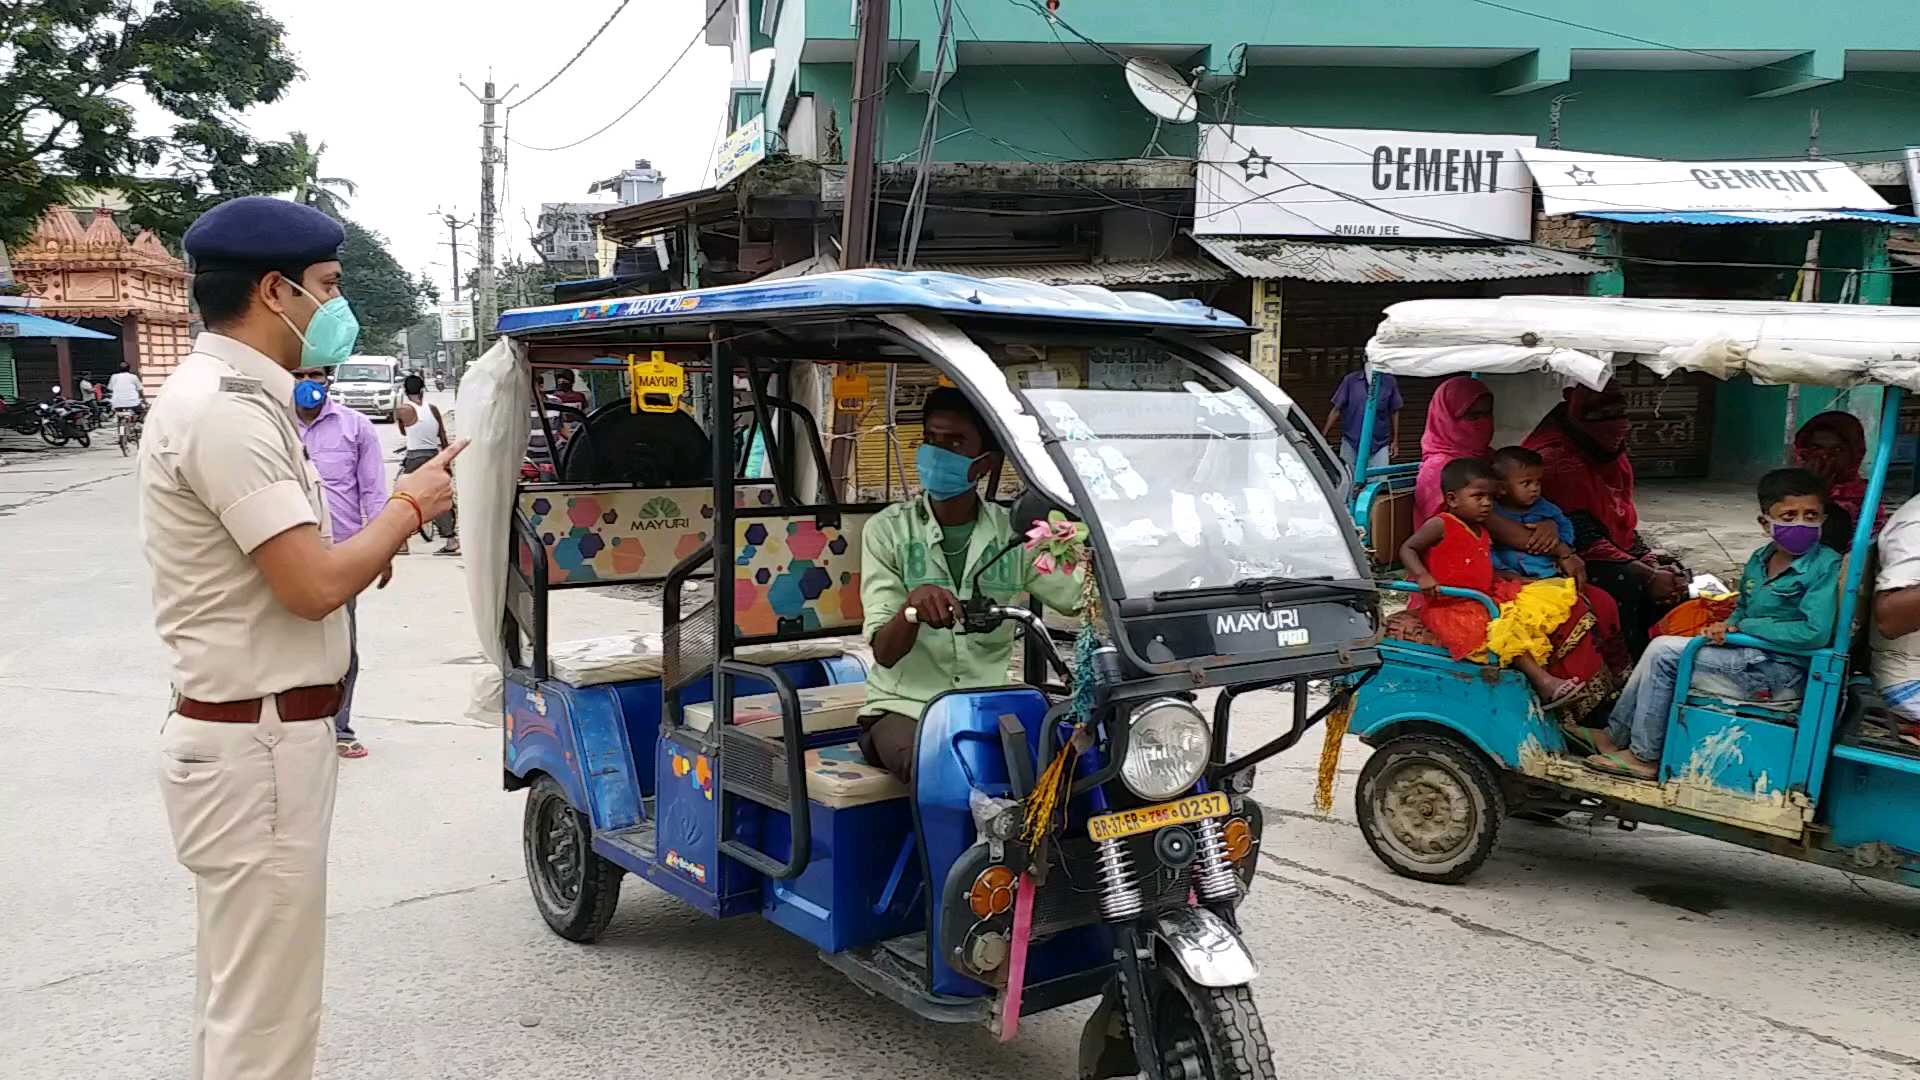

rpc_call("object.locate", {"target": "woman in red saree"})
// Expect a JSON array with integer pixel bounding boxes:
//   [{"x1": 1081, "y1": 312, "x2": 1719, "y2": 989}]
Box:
[
  {"x1": 1524, "y1": 386, "x2": 1686, "y2": 659},
  {"x1": 1794, "y1": 410, "x2": 1885, "y2": 541}
]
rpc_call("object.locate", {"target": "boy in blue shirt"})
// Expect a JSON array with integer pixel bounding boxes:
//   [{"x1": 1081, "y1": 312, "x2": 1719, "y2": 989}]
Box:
[
  {"x1": 1488, "y1": 446, "x2": 1584, "y2": 580},
  {"x1": 1588, "y1": 468, "x2": 1841, "y2": 779}
]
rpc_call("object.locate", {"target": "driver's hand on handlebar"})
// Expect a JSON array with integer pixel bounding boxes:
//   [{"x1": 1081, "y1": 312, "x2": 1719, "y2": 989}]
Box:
[{"x1": 905, "y1": 584, "x2": 960, "y2": 629}]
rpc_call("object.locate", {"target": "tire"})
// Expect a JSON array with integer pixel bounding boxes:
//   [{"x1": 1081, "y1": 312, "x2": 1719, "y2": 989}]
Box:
[
  {"x1": 522, "y1": 775, "x2": 622, "y2": 942},
  {"x1": 1147, "y1": 961, "x2": 1277, "y2": 1080},
  {"x1": 117, "y1": 428, "x2": 130, "y2": 457},
  {"x1": 74, "y1": 428, "x2": 90, "y2": 448},
  {"x1": 39, "y1": 422, "x2": 67, "y2": 447},
  {"x1": 1355, "y1": 733, "x2": 1503, "y2": 884}
]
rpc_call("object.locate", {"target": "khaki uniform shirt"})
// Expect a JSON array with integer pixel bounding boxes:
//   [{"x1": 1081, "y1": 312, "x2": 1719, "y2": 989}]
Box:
[
  {"x1": 859, "y1": 495, "x2": 1082, "y2": 721},
  {"x1": 139, "y1": 333, "x2": 351, "y2": 702}
]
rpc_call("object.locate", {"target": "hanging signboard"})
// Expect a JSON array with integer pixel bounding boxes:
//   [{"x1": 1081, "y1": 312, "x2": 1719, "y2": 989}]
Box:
[
  {"x1": 1195, "y1": 125, "x2": 1538, "y2": 240},
  {"x1": 1522, "y1": 147, "x2": 1893, "y2": 216},
  {"x1": 713, "y1": 115, "x2": 767, "y2": 188},
  {"x1": 1905, "y1": 147, "x2": 1920, "y2": 212},
  {"x1": 628, "y1": 350, "x2": 686, "y2": 414},
  {"x1": 439, "y1": 302, "x2": 475, "y2": 342}
]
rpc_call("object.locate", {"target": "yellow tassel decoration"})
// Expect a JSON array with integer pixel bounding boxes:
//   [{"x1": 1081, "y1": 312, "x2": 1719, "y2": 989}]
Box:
[{"x1": 1314, "y1": 694, "x2": 1355, "y2": 815}]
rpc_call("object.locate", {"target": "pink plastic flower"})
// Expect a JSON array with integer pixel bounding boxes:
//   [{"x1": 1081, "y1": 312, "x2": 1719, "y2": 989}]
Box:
[
  {"x1": 1024, "y1": 521, "x2": 1053, "y2": 547},
  {"x1": 1052, "y1": 519, "x2": 1078, "y2": 541},
  {"x1": 1033, "y1": 551, "x2": 1056, "y2": 575}
]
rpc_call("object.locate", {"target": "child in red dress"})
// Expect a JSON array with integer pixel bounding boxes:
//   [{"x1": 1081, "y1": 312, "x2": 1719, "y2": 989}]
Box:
[{"x1": 1400, "y1": 457, "x2": 1584, "y2": 709}]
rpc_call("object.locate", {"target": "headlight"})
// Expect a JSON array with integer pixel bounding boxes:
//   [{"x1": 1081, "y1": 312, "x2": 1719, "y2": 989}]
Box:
[{"x1": 1120, "y1": 698, "x2": 1212, "y2": 801}]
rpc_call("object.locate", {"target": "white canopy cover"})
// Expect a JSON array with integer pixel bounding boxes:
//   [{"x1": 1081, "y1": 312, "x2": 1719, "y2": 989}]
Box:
[{"x1": 1367, "y1": 295, "x2": 1920, "y2": 391}]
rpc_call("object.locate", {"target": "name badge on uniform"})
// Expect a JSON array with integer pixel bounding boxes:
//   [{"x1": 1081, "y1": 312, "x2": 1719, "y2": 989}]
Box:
[{"x1": 218, "y1": 376, "x2": 262, "y2": 395}]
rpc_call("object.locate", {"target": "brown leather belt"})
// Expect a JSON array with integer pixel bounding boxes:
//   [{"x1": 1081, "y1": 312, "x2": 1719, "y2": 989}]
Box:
[{"x1": 176, "y1": 682, "x2": 345, "y2": 724}]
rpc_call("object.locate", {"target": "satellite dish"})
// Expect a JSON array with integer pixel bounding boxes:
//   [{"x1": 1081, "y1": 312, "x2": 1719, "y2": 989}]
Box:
[{"x1": 1125, "y1": 57, "x2": 1197, "y2": 124}]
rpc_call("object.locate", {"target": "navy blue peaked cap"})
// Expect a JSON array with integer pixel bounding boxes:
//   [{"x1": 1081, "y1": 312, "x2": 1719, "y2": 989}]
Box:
[{"x1": 183, "y1": 196, "x2": 345, "y2": 272}]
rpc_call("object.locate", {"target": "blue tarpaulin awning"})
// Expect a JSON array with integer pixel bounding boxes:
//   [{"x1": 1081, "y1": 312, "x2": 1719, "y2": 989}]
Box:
[
  {"x1": 0, "y1": 312, "x2": 115, "y2": 340},
  {"x1": 1577, "y1": 209, "x2": 1920, "y2": 227}
]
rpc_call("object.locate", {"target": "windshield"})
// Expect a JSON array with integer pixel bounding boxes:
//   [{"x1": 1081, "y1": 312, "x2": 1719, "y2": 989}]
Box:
[
  {"x1": 336, "y1": 363, "x2": 393, "y2": 383},
  {"x1": 999, "y1": 341, "x2": 1358, "y2": 597}
]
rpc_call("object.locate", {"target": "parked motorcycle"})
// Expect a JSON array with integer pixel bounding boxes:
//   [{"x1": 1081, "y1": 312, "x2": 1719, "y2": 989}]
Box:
[
  {"x1": 36, "y1": 397, "x2": 92, "y2": 448},
  {"x1": 0, "y1": 397, "x2": 44, "y2": 437}
]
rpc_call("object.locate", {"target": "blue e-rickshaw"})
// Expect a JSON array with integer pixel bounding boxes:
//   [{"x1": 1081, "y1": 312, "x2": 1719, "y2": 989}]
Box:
[
  {"x1": 479, "y1": 270, "x2": 1383, "y2": 1079},
  {"x1": 1339, "y1": 295, "x2": 1920, "y2": 888}
]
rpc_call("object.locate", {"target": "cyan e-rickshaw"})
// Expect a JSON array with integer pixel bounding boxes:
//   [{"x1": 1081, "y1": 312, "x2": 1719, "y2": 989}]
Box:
[
  {"x1": 468, "y1": 270, "x2": 1382, "y2": 1079},
  {"x1": 1340, "y1": 295, "x2": 1920, "y2": 889}
]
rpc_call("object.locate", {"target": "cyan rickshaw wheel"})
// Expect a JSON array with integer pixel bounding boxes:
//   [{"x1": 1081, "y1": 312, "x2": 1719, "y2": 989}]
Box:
[
  {"x1": 1356, "y1": 734, "x2": 1503, "y2": 884},
  {"x1": 523, "y1": 776, "x2": 622, "y2": 942}
]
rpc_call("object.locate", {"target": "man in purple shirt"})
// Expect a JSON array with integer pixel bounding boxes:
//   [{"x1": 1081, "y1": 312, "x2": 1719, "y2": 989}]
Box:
[
  {"x1": 1322, "y1": 368, "x2": 1402, "y2": 501},
  {"x1": 294, "y1": 368, "x2": 392, "y2": 759}
]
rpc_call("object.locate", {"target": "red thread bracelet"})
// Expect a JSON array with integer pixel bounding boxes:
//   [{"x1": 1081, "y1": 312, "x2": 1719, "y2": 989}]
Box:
[{"x1": 388, "y1": 492, "x2": 425, "y2": 532}]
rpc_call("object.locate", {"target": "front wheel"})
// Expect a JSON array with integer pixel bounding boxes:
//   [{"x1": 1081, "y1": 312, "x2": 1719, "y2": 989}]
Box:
[
  {"x1": 1355, "y1": 733, "x2": 1503, "y2": 884},
  {"x1": 39, "y1": 422, "x2": 67, "y2": 447},
  {"x1": 522, "y1": 776, "x2": 622, "y2": 942},
  {"x1": 1148, "y1": 964, "x2": 1276, "y2": 1080}
]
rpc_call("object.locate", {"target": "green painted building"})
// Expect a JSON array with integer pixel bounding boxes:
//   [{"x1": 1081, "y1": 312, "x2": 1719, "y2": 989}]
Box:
[{"x1": 691, "y1": 0, "x2": 1920, "y2": 478}]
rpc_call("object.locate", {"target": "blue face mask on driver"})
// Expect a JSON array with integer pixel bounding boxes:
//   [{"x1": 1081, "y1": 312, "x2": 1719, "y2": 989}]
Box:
[
  {"x1": 917, "y1": 442, "x2": 986, "y2": 500},
  {"x1": 293, "y1": 378, "x2": 328, "y2": 410}
]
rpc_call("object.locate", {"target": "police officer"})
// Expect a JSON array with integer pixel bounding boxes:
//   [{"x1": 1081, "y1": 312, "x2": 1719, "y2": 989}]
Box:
[{"x1": 143, "y1": 196, "x2": 464, "y2": 1079}]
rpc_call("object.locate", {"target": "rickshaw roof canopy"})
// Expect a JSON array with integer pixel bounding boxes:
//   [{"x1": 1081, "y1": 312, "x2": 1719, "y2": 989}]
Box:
[
  {"x1": 495, "y1": 268, "x2": 1248, "y2": 339},
  {"x1": 1366, "y1": 295, "x2": 1920, "y2": 391}
]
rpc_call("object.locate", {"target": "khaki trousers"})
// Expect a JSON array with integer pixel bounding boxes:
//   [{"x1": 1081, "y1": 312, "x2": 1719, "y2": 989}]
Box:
[{"x1": 158, "y1": 699, "x2": 339, "y2": 1080}]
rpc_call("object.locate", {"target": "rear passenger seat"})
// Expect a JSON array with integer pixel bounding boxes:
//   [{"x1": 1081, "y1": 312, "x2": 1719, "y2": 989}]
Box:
[
  {"x1": 687, "y1": 684, "x2": 908, "y2": 807},
  {"x1": 546, "y1": 632, "x2": 871, "y2": 688}
]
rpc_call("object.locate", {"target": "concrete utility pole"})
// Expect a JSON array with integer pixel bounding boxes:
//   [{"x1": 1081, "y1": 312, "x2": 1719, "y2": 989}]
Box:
[
  {"x1": 461, "y1": 77, "x2": 516, "y2": 347},
  {"x1": 839, "y1": 0, "x2": 889, "y2": 268}
]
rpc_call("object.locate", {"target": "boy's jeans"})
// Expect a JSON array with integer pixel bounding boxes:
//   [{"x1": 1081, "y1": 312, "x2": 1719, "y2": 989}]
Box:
[{"x1": 1605, "y1": 635, "x2": 1806, "y2": 763}]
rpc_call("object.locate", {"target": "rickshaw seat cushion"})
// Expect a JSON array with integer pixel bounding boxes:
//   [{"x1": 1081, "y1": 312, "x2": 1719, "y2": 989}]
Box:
[
  {"x1": 1366, "y1": 488, "x2": 1416, "y2": 568},
  {"x1": 727, "y1": 723, "x2": 909, "y2": 807},
  {"x1": 548, "y1": 632, "x2": 866, "y2": 687},
  {"x1": 683, "y1": 681, "x2": 868, "y2": 734}
]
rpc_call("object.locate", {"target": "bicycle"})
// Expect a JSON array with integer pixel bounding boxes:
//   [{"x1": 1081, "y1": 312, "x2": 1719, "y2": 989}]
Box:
[{"x1": 116, "y1": 407, "x2": 144, "y2": 457}]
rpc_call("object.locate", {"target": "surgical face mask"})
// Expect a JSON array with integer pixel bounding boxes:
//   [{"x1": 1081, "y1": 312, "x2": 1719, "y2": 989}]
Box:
[
  {"x1": 916, "y1": 442, "x2": 985, "y2": 500},
  {"x1": 293, "y1": 378, "x2": 328, "y2": 410},
  {"x1": 276, "y1": 279, "x2": 360, "y2": 368},
  {"x1": 1766, "y1": 517, "x2": 1823, "y2": 556}
]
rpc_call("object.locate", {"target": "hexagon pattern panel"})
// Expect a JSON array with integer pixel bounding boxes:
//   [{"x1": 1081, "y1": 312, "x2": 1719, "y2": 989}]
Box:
[
  {"x1": 733, "y1": 513, "x2": 872, "y2": 638},
  {"x1": 519, "y1": 487, "x2": 717, "y2": 584}
]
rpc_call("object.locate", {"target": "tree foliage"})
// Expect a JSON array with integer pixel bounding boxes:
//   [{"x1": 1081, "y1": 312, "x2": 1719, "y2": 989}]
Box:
[
  {"x1": 340, "y1": 220, "x2": 427, "y2": 351},
  {"x1": 288, "y1": 132, "x2": 357, "y2": 219},
  {"x1": 0, "y1": 0, "x2": 303, "y2": 247}
]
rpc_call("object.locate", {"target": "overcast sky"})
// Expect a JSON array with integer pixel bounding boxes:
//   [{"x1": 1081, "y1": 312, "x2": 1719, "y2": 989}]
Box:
[{"x1": 232, "y1": 0, "x2": 756, "y2": 303}]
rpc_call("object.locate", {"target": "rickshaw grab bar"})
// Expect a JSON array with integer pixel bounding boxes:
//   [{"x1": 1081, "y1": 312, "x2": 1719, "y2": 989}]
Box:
[
  {"x1": 713, "y1": 659, "x2": 814, "y2": 881},
  {"x1": 1377, "y1": 579, "x2": 1501, "y2": 618}
]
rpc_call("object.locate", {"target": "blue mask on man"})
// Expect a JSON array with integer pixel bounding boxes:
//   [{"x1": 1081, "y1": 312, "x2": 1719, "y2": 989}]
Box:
[
  {"x1": 917, "y1": 443, "x2": 986, "y2": 500},
  {"x1": 293, "y1": 378, "x2": 328, "y2": 411}
]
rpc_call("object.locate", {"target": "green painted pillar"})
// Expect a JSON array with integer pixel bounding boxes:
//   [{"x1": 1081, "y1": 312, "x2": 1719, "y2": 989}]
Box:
[{"x1": 1584, "y1": 222, "x2": 1625, "y2": 297}]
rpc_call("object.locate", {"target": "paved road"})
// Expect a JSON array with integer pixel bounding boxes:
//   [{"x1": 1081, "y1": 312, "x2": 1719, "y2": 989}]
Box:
[{"x1": 4, "y1": 423, "x2": 1920, "y2": 1079}]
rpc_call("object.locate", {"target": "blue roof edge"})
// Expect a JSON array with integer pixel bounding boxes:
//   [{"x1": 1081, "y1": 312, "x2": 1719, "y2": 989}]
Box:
[{"x1": 496, "y1": 268, "x2": 1248, "y2": 336}]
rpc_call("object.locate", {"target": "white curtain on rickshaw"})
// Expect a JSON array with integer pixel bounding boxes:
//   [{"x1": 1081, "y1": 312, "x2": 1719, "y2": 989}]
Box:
[{"x1": 454, "y1": 335, "x2": 532, "y2": 722}]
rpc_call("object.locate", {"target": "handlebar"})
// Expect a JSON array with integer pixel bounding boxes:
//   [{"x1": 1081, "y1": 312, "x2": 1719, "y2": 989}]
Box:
[
  {"x1": 960, "y1": 599, "x2": 1073, "y2": 684},
  {"x1": 1378, "y1": 579, "x2": 1501, "y2": 618}
]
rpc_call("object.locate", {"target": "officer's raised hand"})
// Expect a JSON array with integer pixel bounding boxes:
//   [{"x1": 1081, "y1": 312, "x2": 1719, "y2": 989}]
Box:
[{"x1": 392, "y1": 438, "x2": 468, "y2": 523}]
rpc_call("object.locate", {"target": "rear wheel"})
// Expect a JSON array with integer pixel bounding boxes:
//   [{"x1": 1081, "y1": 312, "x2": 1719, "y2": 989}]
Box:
[
  {"x1": 74, "y1": 428, "x2": 90, "y2": 448},
  {"x1": 1356, "y1": 733, "x2": 1503, "y2": 884},
  {"x1": 522, "y1": 776, "x2": 622, "y2": 942},
  {"x1": 1147, "y1": 963, "x2": 1276, "y2": 1080}
]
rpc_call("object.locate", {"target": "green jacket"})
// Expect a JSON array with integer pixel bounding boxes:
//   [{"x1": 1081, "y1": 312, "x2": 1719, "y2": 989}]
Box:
[
  {"x1": 859, "y1": 495, "x2": 1083, "y2": 720},
  {"x1": 1732, "y1": 542, "x2": 1844, "y2": 652}
]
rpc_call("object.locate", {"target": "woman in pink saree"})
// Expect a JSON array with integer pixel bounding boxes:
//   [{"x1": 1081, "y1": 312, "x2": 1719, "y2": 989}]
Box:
[{"x1": 1414, "y1": 376, "x2": 1495, "y2": 526}]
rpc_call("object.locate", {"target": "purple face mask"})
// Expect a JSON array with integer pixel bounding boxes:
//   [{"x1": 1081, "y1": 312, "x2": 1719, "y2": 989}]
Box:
[{"x1": 1768, "y1": 518, "x2": 1823, "y2": 556}]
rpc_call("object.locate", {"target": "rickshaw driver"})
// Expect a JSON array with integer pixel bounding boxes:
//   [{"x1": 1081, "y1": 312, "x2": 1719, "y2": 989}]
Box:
[{"x1": 857, "y1": 387, "x2": 1082, "y2": 782}]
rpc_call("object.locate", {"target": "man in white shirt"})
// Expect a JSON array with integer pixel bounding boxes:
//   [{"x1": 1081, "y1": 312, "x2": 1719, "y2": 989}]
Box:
[
  {"x1": 108, "y1": 362, "x2": 144, "y2": 410},
  {"x1": 1872, "y1": 496, "x2": 1920, "y2": 720}
]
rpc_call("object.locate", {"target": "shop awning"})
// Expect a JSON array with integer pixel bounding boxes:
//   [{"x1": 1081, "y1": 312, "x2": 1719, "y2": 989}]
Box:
[
  {"x1": 0, "y1": 312, "x2": 114, "y2": 339},
  {"x1": 1578, "y1": 209, "x2": 1920, "y2": 227},
  {"x1": 755, "y1": 253, "x2": 1230, "y2": 286},
  {"x1": 1193, "y1": 237, "x2": 1609, "y2": 283}
]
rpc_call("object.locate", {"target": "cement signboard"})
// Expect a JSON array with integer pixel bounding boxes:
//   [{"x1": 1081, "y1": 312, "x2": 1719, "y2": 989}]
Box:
[{"x1": 1196, "y1": 125, "x2": 1537, "y2": 241}]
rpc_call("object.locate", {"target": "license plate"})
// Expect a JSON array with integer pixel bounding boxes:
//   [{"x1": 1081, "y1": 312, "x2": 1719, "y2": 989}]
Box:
[{"x1": 1087, "y1": 791, "x2": 1229, "y2": 842}]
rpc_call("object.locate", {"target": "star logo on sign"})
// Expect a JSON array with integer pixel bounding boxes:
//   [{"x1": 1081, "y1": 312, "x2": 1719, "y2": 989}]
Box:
[
  {"x1": 1565, "y1": 165, "x2": 1598, "y2": 187},
  {"x1": 1238, "y1": 150, "x2": 1274, "y2": 181}
]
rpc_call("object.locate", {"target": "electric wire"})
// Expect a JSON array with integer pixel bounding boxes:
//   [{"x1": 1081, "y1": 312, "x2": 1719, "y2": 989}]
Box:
[{"x1": 508, "y1": 0, "x2": 636, "y2": 110}]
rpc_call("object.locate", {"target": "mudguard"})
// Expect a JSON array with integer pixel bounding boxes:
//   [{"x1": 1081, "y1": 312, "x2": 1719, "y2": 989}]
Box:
[{"x1": 1148, "y1": 907, "x2": 1257, "y2": 988}]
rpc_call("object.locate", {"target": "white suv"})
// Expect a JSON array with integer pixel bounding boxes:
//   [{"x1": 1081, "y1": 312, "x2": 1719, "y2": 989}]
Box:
[{"x1": 332, "y1": 357, "x2": 403, "y2": 421}]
